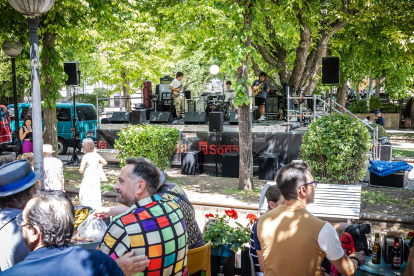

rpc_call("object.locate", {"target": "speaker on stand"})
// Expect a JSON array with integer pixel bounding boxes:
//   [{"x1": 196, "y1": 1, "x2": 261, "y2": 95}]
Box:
[
  {"x1": 322, "y1": 57, "x2": 340, "y2": 114},
  {"x1": 209, "y1": 112, "x2": 223, "y2": 176},
  {"x1": 64, "y1": 62, "x2": 80, "y2": 86}
]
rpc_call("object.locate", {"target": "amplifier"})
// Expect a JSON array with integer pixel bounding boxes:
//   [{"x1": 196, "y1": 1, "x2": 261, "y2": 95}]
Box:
[
  {"x1": 369, "y1": 170, "x2": 408, "y2": 188},
  {"x1": 222, "y1": 151, "x2": 239, "y2": 178},
  {"x1": 265, "y1": 96, "x2": 279, "y2": 114},
  {"x1": 111, "y1": 112, "x2": 131, "y2": 123},
  {"x1": 187, "y1": 100, "x2": 196, "y2": 112},
  {"x1": 184, "y1": 112, "x2": 208, "y2": 124},
  {"x1": 149, "y1": 112, "x2": 173, "y2": 124},
  {"x1": 131, "y1": 110, "x2": 146, "y2": 125},
  {"x1": 259, "y1": 153, "x2": 281, "y2": 181}
]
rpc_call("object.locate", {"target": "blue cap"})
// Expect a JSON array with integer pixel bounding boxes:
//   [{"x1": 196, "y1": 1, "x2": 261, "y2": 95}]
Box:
[{"x1": 374, "y1": 110, "x2": 381, "y2": 115}]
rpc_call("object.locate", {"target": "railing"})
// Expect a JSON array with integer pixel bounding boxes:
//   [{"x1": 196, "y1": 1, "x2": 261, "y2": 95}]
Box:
[{"x1": 286, "y1": 94, "x2": 379, "y2": 161}]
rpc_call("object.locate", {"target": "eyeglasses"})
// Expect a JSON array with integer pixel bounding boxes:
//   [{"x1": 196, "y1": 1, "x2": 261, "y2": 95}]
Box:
[
  {"x1": 300, "y1": 180, "x2": 318, "y2": 189},
  {"x1": 15, "y1": 213, "x2": 32, "y2": 227}
]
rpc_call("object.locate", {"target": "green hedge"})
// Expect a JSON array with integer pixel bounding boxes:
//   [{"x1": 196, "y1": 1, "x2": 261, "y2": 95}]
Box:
[
  {"x1": 369, "y1": 97, "x2": 382, "y2": 112},
  {"x1": 300, "y1": 114, "x2": 371, "y2": 184},
  {"x1": 115, "y1": 124, "x2": 180, "y2": 169},
  {"x1": 348, "y1": 100, "x2": 369, "y2": 114}
]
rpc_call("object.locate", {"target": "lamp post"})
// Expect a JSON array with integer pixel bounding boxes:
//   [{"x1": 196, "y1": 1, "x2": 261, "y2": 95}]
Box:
[
  {"x1": 209, "y1": 65, "x2": 220, "y2": 93},
  {"x1": 8, "y1": 0, "x2": 56, "y2": 190},
  {"x1": 2, "y1": 40, "x2": 22, "y2": 158}
]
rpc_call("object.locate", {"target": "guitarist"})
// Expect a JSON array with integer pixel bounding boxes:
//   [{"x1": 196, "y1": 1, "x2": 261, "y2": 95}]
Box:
[
  {"x1": 251, "y1": 71, "x2": 269, "y2": 121},
  {"x1": 169, "y1": 72, "x2": 187, "y2": 119}
]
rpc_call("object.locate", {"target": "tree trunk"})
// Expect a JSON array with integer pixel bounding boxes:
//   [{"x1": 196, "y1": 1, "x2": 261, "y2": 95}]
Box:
[
  {"x1": 121, "y1": 69, "x2": 131, "y2": 111},
  {"x1": 410, "y1": 97, "x2": 414, "y2": 126},
  {"x1": 41, "y1": 31, "x2": 59, "y2": 157},
  {"x1": 355, "y1": 82, "x2": 359, "y2": 100},
  {"x1": 336, "y1": 82, "x2": 347, "y2": 111},
  {"x1": 375, "y1": 78, "x2": 380, "y2": 98}
]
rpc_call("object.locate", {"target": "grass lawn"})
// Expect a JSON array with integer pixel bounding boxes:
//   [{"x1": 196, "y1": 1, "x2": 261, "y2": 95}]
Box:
[
  {"x1": 64, "y1": 165, "x2": 118, "y2": 192},
  {"x1": 390, "y1": 133, "x2": 414, "y2": 139},
  {"x1": 392, "y1": 148, "x2": 414, "y2": 159}
]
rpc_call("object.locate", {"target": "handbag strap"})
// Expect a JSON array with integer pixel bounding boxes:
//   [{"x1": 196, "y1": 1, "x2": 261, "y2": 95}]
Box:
[
  {"x1": 0, "y1": 216, "x2": 17, "y2": 232},
  {"x1": 161, "y1": 190, "x2": 194, "y2": 210}
]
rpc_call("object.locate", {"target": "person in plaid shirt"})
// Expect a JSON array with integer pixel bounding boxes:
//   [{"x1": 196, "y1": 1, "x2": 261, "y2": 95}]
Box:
[{"x1": 99, "y1": 157, "x2": 188, "y2": 276}]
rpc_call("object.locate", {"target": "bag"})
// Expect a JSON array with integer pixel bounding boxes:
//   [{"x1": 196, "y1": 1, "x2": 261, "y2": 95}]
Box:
[
  {"x1": 75, "y1": 213, "x2": 107, "y2": 242},
  {"x1": 98, "y1": 163, "x2": 108, "y2": 182},
  {"x1": 341, "y1": 232, "x2": 356, "y2": 256},
  {"x1": 344, "y1": 223, "x2": 371, "y2": 255}
]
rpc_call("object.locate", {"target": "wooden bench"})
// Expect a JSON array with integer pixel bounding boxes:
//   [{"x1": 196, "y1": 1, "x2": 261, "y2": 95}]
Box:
[{"x1": 266, "y1": 182, "x2": 362, "y2": 223}]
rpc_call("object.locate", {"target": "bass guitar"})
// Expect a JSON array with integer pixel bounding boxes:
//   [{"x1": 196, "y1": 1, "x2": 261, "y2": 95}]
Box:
[{"x1": 171, "y1": 79, "x2": 197, "y2": 97}]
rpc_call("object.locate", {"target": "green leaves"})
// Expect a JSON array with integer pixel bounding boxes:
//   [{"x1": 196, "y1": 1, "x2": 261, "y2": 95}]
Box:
[
  {"x1": 300, "y1": 114, "x2": 371, "y2": 184},
  {"x1": 114, "y1": 124, "x2": 180, "y2": 170}
]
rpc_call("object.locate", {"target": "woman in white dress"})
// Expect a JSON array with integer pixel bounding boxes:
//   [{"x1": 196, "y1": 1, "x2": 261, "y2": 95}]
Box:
[{"x1": 79, "y1": 138, "x2": 107, "y2": 209}]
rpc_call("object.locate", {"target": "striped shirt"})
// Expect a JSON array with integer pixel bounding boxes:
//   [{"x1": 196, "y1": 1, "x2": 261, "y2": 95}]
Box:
[{"x1": 249, "y1": 220, "x2": 261, "y2": 272}]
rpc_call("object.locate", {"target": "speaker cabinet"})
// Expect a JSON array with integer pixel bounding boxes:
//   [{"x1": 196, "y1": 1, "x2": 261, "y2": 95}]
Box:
[
  {"x1": 222, "y1": 151, "x2": 239, "y2": 178},
  {"x1": 209, "y1": 112, "x2": 223, "y2": 132},
  {"x1": 265, "y1": 96, "x2": 279, "y2": 114},
  {"x1": 187, "y1": 100, "x2": 196, "y2": 113},
  {"x1": 64, "y1": 62, "x2": 80, "y2": 86},
  {"x1": 379, "y1": 144, "x2": 392, "y2": 161},
  {"x1": 229, "y1": 112, "x2": 254, "y2": 125},
  {"x1": 369, "y1": 171, "x2": 408, "y2": 188},
  {"x1": 322, "y1": 57, "x2": 340, "y2": 85},
  {"x1": 110, "y1": 112, "x2": 131, "y2": 123},
  {"x1": 149, "y1": 112, "x2": 173, "y2": 124},
  {"x1": 181, "y1": 151, "x2": 203, "y2": 175},
  {"x1": 184, "y1": 112, "x2": 208, "y2": 124},
  {"x1": 259, "y1": 153, "x2": 281, "y2": 181},
  {"x1": 143, "y1": 81, "x2": 152, "y2": 108},
  {"x1": 131, "y1": 110, "x2": 146, "y2": 125}
]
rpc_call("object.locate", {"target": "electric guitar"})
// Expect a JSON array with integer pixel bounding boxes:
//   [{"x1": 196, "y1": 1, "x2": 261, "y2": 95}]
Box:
[
  {"x1": 253, "y1": 82, "x2": 265, "y2": 96},
  {"x1": 171, "y1": 80, "x2": 197, "y2": 97}
]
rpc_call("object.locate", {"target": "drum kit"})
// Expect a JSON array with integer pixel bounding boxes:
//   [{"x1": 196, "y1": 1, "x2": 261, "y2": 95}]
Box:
[{"x1": 194, "y1": 93, "x2": 233, "y2": 121}]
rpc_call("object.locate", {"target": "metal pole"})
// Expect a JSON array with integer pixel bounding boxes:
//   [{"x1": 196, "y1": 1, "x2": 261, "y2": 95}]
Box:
[
  {"x1": 330, "y1": 87, "x2": 332, "y2": 114},
  {"x1": 11, "y1": 57, "x2": 21, "y2": 158},
  {"x1": 27, "y1": 18, "x2": 44, "y2": 189},
  {"x1": 96, "y1": 82, "x2": 100, "y2": 122}
]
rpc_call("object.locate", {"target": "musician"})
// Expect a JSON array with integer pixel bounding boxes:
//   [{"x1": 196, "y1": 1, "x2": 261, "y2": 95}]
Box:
[
  {"x1": 169, "y1": 72, "x2": 186, "y2": 119},
  {"x1": 224, "y1": 81, "x2": 236, "y2": 111},
  {"x1": 251, "y1": 71, "x2": 269, "y2": 121}
]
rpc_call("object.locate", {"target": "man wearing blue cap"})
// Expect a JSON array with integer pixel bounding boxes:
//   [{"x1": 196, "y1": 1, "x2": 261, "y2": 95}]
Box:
[
  {"x1": 0, "y1": 160, "x2": 43, "y2": 272},
  {"x1": 374, "y1": 111, "x2": 384, "y2": 127}
]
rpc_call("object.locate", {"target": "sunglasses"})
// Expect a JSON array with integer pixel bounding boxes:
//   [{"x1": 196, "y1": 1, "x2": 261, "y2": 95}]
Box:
[
  {"x1": 299, "y1": 180, "x2": 318, "y2": 189},
  {"x1": 15, "y1": 213, "x2": 32, "y2": 227}
]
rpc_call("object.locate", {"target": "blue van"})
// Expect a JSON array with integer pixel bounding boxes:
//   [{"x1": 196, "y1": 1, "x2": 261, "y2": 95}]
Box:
[{"x1": 7, "y1": 102, "x2": 97, "y2": 155}]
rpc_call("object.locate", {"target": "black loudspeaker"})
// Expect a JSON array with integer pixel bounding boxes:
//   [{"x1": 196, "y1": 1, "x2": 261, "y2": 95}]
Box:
[
  {"x1": 131, "y1": 110, "x2": 146, "y2": 125},
  {"x1": 187, "y1": 100, "x2": 196, "y2": 112},
  {"x1": 184, "y1": 112, "x2": 208, "y2": 124},
  {"x1": 322, "y1": 57, "x2": 340, "y2": 85},
  {"x1": 379, "y1": 144, "x2": 392, "y2": 161},
  {"x1": 222, "y1": 151, "x2": 239, "y2": 178},
  {"x1": 259, "y1": 153, "x2": 281, "y2": 180},
  {"x1": 64, "y1": 62, "x2": 80, "y2": 86},
  {"x1": 209, "y1": 112, "x2": 223, "y2": 132},
  {"x1": 149, "y1": 112, "x2": 173, "y2": 124},
  {"x1": 181, "y1": 151, "x2": 203, "y2": 175},
  {"x1": 265, "y1": 96, "x2": 279, "y2": 114},
  {"x1": 111, "y1": 112, "x2": 131, "y2": 123},
  {"x1": 369, "y1": 171, "x2": 407, "y2": 188},
  {"x1": 229, "y1": 112, "x2": 254, "y2": 125}
]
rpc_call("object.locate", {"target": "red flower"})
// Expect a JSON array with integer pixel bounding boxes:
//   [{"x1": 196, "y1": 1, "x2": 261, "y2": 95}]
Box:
[
  {"x1": 408, "y1": 232, "x2": 414, "y2": 238},
  {"x1": 225, "y1": 209, "x2": 238, "y2": 219},
  {"x1": 205, "y1": 213, "x2": 214, "y2": 218},
  {"x1": 247, "y1": 214, "x2": 258, "y2": 222}
]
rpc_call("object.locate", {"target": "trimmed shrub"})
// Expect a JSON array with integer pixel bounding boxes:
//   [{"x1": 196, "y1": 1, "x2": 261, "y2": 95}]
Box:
[
  {"x1": 380, "y1": 104, "x2": 403, "y2": 113},
  {"x1": 366, "y1": 124, "x2": 389, "y2": 138},
  {"x1": 348, "y1": 100, "x2": 369, "y2": 114},
  {"x1": 115, "y1": 124, "x2": 180, "y2": 169},
  {"x1": 369, "y1": 97, "x2": 382, "y2": 112},
  {"x1": 300, "y1": 114, "x2": 371, "y2": 184}
]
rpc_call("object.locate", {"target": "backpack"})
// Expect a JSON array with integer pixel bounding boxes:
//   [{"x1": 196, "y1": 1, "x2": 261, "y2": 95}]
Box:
[
  {"x1": 344, "y1": 223, "x2": 371, "y2": 255},
  {"x1": 340, "y1": 232, "x2": 356, "y2": 256}
]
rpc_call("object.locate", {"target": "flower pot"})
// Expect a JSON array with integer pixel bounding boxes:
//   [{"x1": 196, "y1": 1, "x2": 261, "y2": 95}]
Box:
[{"x1": 211, "y1": 244, "x2": 234, "y2": 257}]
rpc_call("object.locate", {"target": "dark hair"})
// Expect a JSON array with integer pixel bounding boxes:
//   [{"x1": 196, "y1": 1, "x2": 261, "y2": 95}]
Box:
[
  {"x1": 226, "y1": 81, "x2": 232, "y2": 85},
  {"x1": 24, "y1": 116, "x2": 32, "y2": 126},
  {"x1": 275, "y1": 161, "x2": 309, "y2": 201},
  {"x1": 259, "y1": 71, "x2": 266, "y2": 77},
  {"x1": 176, "y1": 72, "x2": 184, "y2": 78},
  {"x1": 266, "y1": 185, "x2": 282, "y2": 209},
  {"x1": 0, "y1": 184, "x2": 37, "y2": 209},
  {"x1": 366, "y1": 116, "x2": 370, "y2": 120},
  {"x1": 26, "y1": 191, "x2": 74, "y2": 247},
  {"x1": 125, "y1": 157, "x2": 160, "y2": 195}
]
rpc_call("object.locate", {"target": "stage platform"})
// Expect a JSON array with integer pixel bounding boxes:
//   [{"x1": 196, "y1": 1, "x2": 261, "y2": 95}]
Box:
[{"x1": 96, "y1": 119, "x2": 307, "y2": 166}]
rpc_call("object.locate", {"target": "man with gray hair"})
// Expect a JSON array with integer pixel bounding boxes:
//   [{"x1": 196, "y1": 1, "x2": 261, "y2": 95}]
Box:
[
  {"x1": 99, "y1": 157, "x2": 188, "y2": 275},
  {"x1": 43, "y1": 144, "x2": 64, "y2": 191},
  {"x1": 256, "y1": 161, "x2": 366, "y2": 276}
]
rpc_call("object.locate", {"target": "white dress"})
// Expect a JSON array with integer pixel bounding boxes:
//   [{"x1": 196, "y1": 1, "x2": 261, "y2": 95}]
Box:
[{"x1": 79, "y1": 152, "x2": 105, "y2": 210}]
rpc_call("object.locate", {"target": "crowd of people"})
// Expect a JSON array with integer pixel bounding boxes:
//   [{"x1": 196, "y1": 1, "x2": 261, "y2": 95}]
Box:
[{"x1": 1, "y1": 145, "x2": 413, "y2": 275}]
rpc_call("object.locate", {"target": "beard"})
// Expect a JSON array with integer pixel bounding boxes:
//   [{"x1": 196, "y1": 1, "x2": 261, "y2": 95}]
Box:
[{"x1": 116, "y1": 190, "x2": 135, "y2": 206}]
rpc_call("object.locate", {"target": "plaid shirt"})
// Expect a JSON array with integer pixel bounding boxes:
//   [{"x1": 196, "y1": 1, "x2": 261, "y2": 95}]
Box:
[{"x1": 99, "y1": 194, "x2": 188, "y2": 276}]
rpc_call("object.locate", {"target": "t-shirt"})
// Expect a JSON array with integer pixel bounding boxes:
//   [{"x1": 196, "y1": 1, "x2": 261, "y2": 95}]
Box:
[
  {"x1": 0, "y1": 208, "x2": 29, "y2": 272},
  {"x1": 257, "y1": 205, "x2": 344, "y2": 276},
  {"x1": 224, "y1": 89, "x2": 235, "y2": 103},
  {"x1": 249, "y1": 220, "x2": 261, "y2": 272},
  {"x1": 44, "y1": 155, "x2": 64, "y2": 191},
  {"x1": 0, "y1": 246, "x2": 124, "y2": 276},
  {"x1": 99, "y1": 194, "x2": 188, "y2": 276},
  {"x1": 252, "y1": 80, "x2": 269, "y2": 99},
  {"x1": 157, "y1": 182, "x2": 204, "y2": 249},
  {"x1": 170, "y1": 79, "x2": 184, "y2": 97}
]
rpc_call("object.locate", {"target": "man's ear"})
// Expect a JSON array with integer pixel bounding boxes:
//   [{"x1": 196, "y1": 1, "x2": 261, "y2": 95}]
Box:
[
  {"x1": 30, "y1": 225, "x2": 42, "y2": 244},
  {"x1": 298, "y1": 186, "x2": 307, "y2": 198},
  {"x1": 135, "y1": 179, "x2": 147, "y2": 195}
]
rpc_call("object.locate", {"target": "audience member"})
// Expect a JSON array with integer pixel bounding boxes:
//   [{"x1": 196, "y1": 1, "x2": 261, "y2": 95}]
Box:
[
  {"x1": 256, "y1": 161, "x2": 365, "y2": 276},
  {"x1": 0, "y1": 160, "x2": 42, "y2": 272},
  {"x1": 22, "y1": 153, "x2": 34, "y2": 170},
  {"x1": 362, "y1": 116, "x2": 371, "y2": 124},
  {"x1": 43, "y1": 144, "x2": 64, "y2": 191},
  {"x1": 19, "y1": 116, "x2": 33, "y2": 154},
  {"x1": 99, "y1": 158, "x2": 188, "y2": 275},
  {"x1": 95, "y1": 168, "x2": 204, "y2": 250},
  {"x1": 374, "y1": 111, "x2": 384, "y2": 127},
  {"x1": 251, "y1": 185, "x2": 284, "y2": 275},
  {"x1": 79, "y1": 138, "x2": 107, "y2": 210},
  {"x1": 1, "y1": 191, "x2": 124, "y2": 276}
]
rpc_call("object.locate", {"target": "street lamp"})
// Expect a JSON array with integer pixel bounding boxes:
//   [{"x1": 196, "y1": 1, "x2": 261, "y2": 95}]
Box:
[
  {"x1": 8, "y1": 0, "x2": 56, "y2": 190},
  {"x1": 2, "y1": 39, "x2": 22, "y2": 158},
  {"x1": 209, "y1": 65, "x2": 220, "y2": 93}
]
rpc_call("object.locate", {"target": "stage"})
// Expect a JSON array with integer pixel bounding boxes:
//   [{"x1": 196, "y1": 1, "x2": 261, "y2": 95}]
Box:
[{"x1": 96, "y1": 119, "x2": 307, "y2": 167}]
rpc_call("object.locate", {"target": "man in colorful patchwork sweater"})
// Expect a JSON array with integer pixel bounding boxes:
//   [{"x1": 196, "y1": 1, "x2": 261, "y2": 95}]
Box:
[{"x1": 99, "y1": 157, "x2": 188, "y2": 276}]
